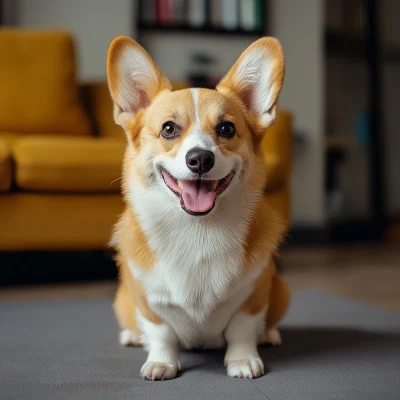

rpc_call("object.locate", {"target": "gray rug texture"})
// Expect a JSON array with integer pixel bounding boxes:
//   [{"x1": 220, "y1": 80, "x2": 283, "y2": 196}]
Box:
[{"x1": 1, "y1": 290, "x2": 399, "y2": 400}]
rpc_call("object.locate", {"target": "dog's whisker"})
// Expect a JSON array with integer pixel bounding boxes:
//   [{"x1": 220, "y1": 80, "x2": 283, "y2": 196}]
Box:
[
  {"x1": 145, "y1": 174, "x2": 155, "y2": 191},
  {"x1": 110, "y1": 177, "x2": 122, "y2": 187}
]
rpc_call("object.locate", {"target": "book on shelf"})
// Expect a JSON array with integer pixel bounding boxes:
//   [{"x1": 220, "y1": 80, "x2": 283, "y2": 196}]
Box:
[
  {"x1": 254, "y1": 0, "x2": 264, "y2": 31},
  {"x1": 139, "y1": 0, "x2": 264, "y2": 32},
  {"x1": 140, "y1": 0, "x2": 156, "y2": 24},
  {"x1": 188, "y1": 0, "x2": 206, "y2": 27},
  {"x1": 221, "y1": 0, "x2": 238, "y2": 30},
  {"x1": 210, "y1": 0, "x2": 222, "y2": 27},
  {"x1": 156, "y1": 0, "x2": 173, "y2": 25},
  {"x1": 172, "y1": 0, "x2": 187, "y2": 25},
  {"x1": 240, "y1": 0, "x2": 264, "y2": 32},
  {"x1": 240, "y1": 0, "x2": 256, "y2": 31}
]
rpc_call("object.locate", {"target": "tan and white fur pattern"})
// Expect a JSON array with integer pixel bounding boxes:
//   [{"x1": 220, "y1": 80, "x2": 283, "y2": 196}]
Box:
[{"x1": 108, "y1": 36, "x2": 290, "y2": 380}]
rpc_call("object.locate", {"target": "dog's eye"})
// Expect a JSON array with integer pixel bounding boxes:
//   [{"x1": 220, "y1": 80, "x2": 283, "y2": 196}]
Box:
[
  {"x1": 161, "y1": 122, "x2": 179, "y2": 139},
  {"x1": 217, "y1": 121, "x2": 236, "y2": 139}
]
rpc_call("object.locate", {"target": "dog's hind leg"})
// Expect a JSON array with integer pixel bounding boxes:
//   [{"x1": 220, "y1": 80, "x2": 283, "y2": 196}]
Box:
[
  {"x1": 113, "y1": 283, "x2": 142, "y2": 346},
  {"x1": 262, "y1": 274, "x2": 290, "y2": 347}
]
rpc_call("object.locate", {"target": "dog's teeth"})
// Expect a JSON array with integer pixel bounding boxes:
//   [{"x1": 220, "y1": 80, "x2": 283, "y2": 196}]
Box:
[
  {"x1": 212, "y1": 181, "x2": 218, "y2": 190},
  {"x1": 177, "y1": 180, "x2": 183, "y2": 189}
]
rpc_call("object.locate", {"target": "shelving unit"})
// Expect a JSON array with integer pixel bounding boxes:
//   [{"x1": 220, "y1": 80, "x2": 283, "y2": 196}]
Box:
[
  {"x1": 324, "y1": 0, "x2": 387, "y2": 240},
  {"x1": 325, "y1": 28, "x2": 400, "y2": 61},
  {"x1": 137, "y1": 1, "x2": 267, "y2": 37},
  {"x1": 325, "y1": 28, "x2": 367, "y2": 58},
  {"x1": 138, "y1": 23, "x2": 264, "y2": 36},
  {"x1": 135, "y1": 1, "x2": 268, "y2": 89}
]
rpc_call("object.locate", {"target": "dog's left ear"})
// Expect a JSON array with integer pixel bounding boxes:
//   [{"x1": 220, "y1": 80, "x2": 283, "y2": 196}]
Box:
[
  {"x1": 107, "y1": 36, "x2": 171, "y2": 128},
  {"x1": 217, "y1": 37, "x2": 284, "y2": 129}
]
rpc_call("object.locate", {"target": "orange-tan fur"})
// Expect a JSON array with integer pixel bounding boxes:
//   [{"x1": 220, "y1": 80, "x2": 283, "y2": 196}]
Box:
[{"x1": 113, "y1": 198, "x2": 289, "y2": 332}]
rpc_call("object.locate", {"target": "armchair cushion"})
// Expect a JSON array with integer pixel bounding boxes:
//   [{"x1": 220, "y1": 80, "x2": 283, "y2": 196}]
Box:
[
  {"x1": 0, "y1": 30, "x2": 92, "y2": 137},
  {"x1": 12, "y1": 136, "x2": 124, "y2": 193}
]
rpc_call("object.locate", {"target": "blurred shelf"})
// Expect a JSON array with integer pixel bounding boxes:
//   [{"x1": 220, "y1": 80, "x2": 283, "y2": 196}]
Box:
[
  {"x1": 138, "y1": 23, "x2": 264, "y2": 36},
  {"x1": 385, "y1": 219, "x2": 400, "y2": 241},
  {"x1": 382, "y1": 44, "x2": 400, "y2": 62},
  {"x1": 325, "y1": 135, "x2": 355, "y2": 151},
  {"x1": 328, "y1": 220, "x2": 385, "y2": 241},
  {"x1": 325, "y1": 29, "x2": 366, "y2": 59},
  {"x1": 325, "y1": 29, "x2": 400, "y2": 62}
]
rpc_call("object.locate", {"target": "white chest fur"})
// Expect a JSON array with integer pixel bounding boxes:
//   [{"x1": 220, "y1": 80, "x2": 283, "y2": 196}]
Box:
[{"x1": 128, "y1": 185, "x2": 266, "y2": 348}]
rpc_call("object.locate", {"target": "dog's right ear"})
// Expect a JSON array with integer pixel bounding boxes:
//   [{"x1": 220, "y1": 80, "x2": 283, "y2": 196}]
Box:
[
  {"x1": 107, "y1": 36, "x2": 171, "y2": 127},
  {"x1": 217, "y1": 37, "x2": 284, "y2": 130}
]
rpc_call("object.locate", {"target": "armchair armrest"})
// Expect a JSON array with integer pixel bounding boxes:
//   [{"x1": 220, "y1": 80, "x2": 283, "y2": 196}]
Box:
[
  {"x1": 80, "y1": 82, "x2": 123, "y2": 139},
  {"x1": 262, "y1": 109, "x2": 293, "y2": 192},
  {"x1": 0, "y1": 137, "x2": 12, "y2": 192}
]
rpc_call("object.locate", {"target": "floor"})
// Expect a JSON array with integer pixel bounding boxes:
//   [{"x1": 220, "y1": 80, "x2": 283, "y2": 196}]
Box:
[
  {"x1": 282, "y1": 243, "x2": 400, "y2": 312},
  {"x1": 0, "y1": 243, "x2": 399, "y2": 312}
]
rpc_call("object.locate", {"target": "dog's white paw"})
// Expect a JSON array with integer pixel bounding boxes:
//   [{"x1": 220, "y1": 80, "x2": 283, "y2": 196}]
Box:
[
  {"x1": 119, "y1": 329, "x2": 141, "y2": 347},
  {"x1": 140, "y1": 361, "x2": 179, "y2": 381},
  {"x1": 226, "y1": 358, "x2": 264, "y2": 379},
  {"x1": 263, "y1": 328, "x2": 282, "y2": 347}
]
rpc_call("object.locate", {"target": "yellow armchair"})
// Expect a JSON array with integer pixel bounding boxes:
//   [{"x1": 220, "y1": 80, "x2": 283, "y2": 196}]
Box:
[{"x1": 0, "y1": 30, "x2": 292, "y2": 251}]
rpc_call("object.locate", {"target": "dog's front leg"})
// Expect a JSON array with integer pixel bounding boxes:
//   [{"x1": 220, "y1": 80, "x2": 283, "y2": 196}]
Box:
[
  {"x1": 139, "y1": 314, "x2": 180, "y2": 381},
  {"x1": 224, "y1": 310, "x2": 265, "y2": 379}
]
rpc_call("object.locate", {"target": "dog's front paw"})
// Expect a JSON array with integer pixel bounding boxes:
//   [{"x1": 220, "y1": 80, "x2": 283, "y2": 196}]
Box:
[
  {"x1": 225, "y1": 358, "x2": 264, "y2": 379},
  {"x1": 140, "y1": 361, "x2": 179, "y2": 381}
]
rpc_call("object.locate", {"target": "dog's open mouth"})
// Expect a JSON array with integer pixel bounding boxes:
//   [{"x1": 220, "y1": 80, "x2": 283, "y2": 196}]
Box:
[{"x1": 161, "y1": 169, "x2": 235, "y2": 215}]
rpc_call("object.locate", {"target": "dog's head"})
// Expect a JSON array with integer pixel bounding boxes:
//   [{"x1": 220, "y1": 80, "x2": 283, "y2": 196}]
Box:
[{"x1": 107, "y1": 37, "x2": 284, "y2": 216}]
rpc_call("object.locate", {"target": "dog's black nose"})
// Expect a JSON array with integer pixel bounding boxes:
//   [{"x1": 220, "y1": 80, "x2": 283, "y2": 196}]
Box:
[{"x1": 186, "y1": 148, "x2": 215, "y2": 174}]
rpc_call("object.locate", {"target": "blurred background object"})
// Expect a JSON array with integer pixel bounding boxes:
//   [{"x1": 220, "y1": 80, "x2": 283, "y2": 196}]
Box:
[
  {"x1": 0, "y1": 0, "x2": 399, "y2": 290},
  {"x1": 187, "y1": 52, "x2": 219, "y2": 88}
]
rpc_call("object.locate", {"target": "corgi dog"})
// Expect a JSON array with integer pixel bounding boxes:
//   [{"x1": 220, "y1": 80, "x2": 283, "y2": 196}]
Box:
[{"x1": 107, "y1": 36, "x2": 290, "y2": 381}]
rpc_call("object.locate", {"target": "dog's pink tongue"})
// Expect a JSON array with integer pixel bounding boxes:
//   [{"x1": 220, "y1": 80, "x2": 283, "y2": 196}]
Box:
[{"x1": 181, "y1": 181, "x2": 216, "y2": 213}]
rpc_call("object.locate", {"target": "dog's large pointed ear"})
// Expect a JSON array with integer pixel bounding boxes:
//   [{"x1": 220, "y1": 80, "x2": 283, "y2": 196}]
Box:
[
  {"x1": 217, "y1": 37, "x2": 284, "y2": 129},
  {"x1": 107, "y1": 36, "x2": 171, "y2": 127}
]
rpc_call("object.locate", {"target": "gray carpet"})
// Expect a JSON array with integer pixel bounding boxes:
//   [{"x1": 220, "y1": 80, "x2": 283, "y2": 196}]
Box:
[{"x1": 1, "y1": 290, "x2": 399, "y2": 400}]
